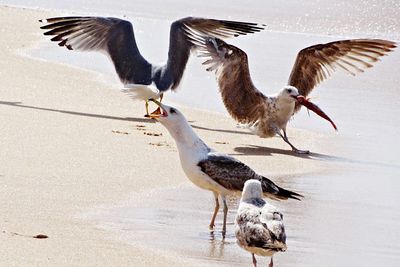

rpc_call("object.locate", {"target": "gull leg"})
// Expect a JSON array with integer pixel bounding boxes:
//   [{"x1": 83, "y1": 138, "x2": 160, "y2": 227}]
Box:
[
  {"x1": 278, "y1": 129, "x2": 309, "y2": 154},
  {"x1": 209, "y1": 192, "x2": 220, "y2": 230},
  {"x1": 145, "y1": 100, "x2": 149, "y2": 116},
  {"x1": 159, "y1": 93, "x2": 164, "y2": 103},
  {"x1": 222, "y1": 196, "x2": 228, "y2": 238},
  {"x1": 252, "y1": 253, "x2": 257, "y2": 267},
  {"x1": 268, "y1": 257, "x2": 273, "y2": 267}
]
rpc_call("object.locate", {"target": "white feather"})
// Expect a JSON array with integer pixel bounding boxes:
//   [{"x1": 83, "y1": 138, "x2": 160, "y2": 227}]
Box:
[{"x1": 121, "y1": 83, "x2": 161, "y2": 101}]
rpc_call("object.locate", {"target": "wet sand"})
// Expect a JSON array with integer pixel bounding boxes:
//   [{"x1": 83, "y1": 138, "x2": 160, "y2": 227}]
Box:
[{"x1": 1, "y1": 2, "x2": 400, "y2": 267}]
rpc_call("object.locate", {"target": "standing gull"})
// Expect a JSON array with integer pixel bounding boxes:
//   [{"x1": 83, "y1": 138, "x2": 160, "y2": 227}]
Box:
[
  {"x1": 236, "y1": 179, "x2": 286, "y2": 267},
  {"x1": 147, "y1": 99, "x2": 302, "y2": 236},
  {"x1": 39, "y1": 16, "x2": 265, "y2": 113},
  {"x1": 187, "y1": 33, "x2": 396, "y2": 153}
]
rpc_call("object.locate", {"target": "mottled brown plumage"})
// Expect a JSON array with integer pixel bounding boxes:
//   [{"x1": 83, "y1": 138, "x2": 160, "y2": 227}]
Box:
[
  {"x1": 187, "y1": 32, "x2": 396, "y2": 153},
  {"x1": 191, "y1": 37, "x2": 268, "y2": 125},
  {"x1": 288, "y1": 39, "x2": 397, "y2": 112}
]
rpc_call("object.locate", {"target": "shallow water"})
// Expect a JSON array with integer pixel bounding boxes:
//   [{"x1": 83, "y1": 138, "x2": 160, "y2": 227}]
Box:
[{"x1": 2, "y1": 0, "x2": 400, "y2": 266}]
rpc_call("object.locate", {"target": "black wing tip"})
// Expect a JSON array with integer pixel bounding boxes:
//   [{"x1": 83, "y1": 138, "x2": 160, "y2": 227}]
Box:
[
  {"x1": 275, "y1": 186, "x2": 304, "y2": 201},
  {"x1": 220, "y1": 20, "x2": 266, "y2": 35}
]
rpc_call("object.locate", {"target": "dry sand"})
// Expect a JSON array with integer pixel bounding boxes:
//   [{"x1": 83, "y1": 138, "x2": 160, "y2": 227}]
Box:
[{"x1": 0, "y1": 6, "x2": 324, "y2": 266}]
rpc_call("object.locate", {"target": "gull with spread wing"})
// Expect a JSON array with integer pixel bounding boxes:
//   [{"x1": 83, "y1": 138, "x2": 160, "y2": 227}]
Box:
[
  {"x1": 39, "y1": 16, "x2": 264, "y2": 114},
  {"x1": 187, "y1": 32, "x2": 396, "y2": 153}
]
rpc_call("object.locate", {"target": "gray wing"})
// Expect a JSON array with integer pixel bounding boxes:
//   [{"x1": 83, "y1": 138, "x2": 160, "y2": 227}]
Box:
[
  {"x1": 40, "y1": 16, "x2": 152, "y2": 85},
  {"x1": 288, "y1": 39, "x2": 397, "y2": 112},
  {"x1": 40, "y1": 16, "x2": 265, "y2": 90},
  {"x1": 165, "y1": 17, "x2": 265, "y2": 90},
  {"x1": 186, "y1": 34, "x2": 268, "y2": 124},
  {"x1": 197, "y1": 154, "x2": 302, "y2": 200}
]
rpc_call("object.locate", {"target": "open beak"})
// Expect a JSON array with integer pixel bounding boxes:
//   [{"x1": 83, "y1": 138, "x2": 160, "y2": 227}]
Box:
[{"x1": 145, "y1": 99, "x2": 168, "y2": 119}]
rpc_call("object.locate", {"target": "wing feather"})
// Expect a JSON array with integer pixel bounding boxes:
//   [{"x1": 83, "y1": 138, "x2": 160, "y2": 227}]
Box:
[
  {"x1": 288, "y1": 39, "x2": 396, "y2": 112},
  {"x1": 40, "y1": 16, "x2": 265, "y2": 90},
  {"x1": 40, "y1": 16, "x2": 152, "y2": 85},
  {"x1": 166, "y1": 17, "x2": 265, "y2": 90},
  {"x1": 197, "y1": 154, "x2": 302, "y2": 200},
  {"x1": 186, "y1": 33, "x2": 268, "y2": 124},
  {"x1": 236, "y1": 200, "x2": 286, "y2": 251}
]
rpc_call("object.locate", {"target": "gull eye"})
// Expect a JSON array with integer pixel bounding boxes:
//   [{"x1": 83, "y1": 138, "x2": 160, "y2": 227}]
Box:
[
  {"x1": 170, "y1": 108, "x2": 176, "y2": 114},
  {"x1": 287, "y1": 89, "x2": 292, "y2": 93}
]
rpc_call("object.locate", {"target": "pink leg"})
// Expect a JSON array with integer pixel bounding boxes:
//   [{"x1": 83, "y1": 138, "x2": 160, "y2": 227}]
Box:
[
  {"x1": 209, "y1": 192, "x2": 219, "y2": 229},
  {"x1": 252, "y1": 253, "x2": 257, "y2": 267},
  {"x1": 268, "y1": 257, "x2": 273, "y2": 267}
]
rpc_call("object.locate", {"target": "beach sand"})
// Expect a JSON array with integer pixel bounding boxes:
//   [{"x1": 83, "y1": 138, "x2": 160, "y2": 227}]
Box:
[
  {"x1": 0, "y1": 6, "x2": 323, "y2": 266},
  {"x1": 1, "y1": 4, "x2": 399, "y2": 267}
]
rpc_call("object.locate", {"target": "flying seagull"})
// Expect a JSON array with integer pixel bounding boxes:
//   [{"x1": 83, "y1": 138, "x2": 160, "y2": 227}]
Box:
[
  {"x1": 236, "y1": 179, "x2": 286, "y2": 267},
  {"x1": 147, "y1": 99, "x2": 302, "y2": 236},
  {"x1": 187, "y1": 32, "x2": 396, "y2": 153},
  {"x1": 39, "y1": 16, "x2": 265, "y2": 114}
]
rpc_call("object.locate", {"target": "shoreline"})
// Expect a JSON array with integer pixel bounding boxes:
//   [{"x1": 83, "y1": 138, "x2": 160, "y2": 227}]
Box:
[
  {"x1": 2, "y1": 4, "x2": 399, "y2": 267},
  {"x1": 0, "y1": 5, "x2": 327, "y2": 266}
]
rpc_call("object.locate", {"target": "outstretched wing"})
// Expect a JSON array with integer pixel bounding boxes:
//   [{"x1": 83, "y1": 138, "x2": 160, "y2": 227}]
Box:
[
  {"x1": 186, "y1": 33, "x2": 268, "y2": 124},
  {"x1": 165, "y1": 17, "x2": 265, "y2": 90},
  {"x1": 288, "y1": 39, "x2": 396, "y2": 112},
  {"x1": 197, "y1": 154, "x2": 302, "y2": 200},
  {"x1": 39, "y1": 16, "x2": 152, "y2": 85}
]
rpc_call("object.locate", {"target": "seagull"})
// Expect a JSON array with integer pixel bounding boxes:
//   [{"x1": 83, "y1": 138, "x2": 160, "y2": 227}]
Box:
[
  {"x1": 236, "y1": 179, "x2": 286, "y2": 267},
  {"x1": 187, "y1": 33, "x2": 396, "y2": 153},
  {"x1": 39, "y1": 16, "x2": 265, "y2": 114},
  {"x1": 147, "y1": 99, "x2": 302, "y2": 236}
]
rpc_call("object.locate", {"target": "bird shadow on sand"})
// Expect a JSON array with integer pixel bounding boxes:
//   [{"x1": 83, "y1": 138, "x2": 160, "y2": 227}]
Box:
[
  {"x1": 232, "y1": 144, "x2": 400, "y2": 169},
  {"x1": 231, "y1": 144, "x2": 324, "y2": 159},
  {"x1": 0, "y1": 100, "x2": 154, "y2": 124},
  {"x1": 190, "y1": 123, "x2": 254, "y2": 136}
]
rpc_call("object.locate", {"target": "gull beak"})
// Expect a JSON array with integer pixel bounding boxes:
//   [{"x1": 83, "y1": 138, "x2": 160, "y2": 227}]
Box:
[
  {"x1": 291, "y1": 93, "x2": 301, "y2": 100},
  {"x1": 145, "y1": 99, "x2": 168, "y2": 119}
]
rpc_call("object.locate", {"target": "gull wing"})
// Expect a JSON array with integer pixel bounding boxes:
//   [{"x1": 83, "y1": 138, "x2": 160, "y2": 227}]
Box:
[
  {"x1": 40, "y1": 16, "x2": 265, "y2": 90},
  {"x1": 187, "y1": 34, "x2": 268, "y2": 124},
  {"x1": 40, "y1": 16, "x2": 151, "y2": 85},
  {"x1": 197, "y1": 154, "x2": 302, "y2": 200},
  {"x1": 166, "y1": 17, "x2": 265, "y2": 90},
  {"x1": 288, "y1": 39, "x2": 396, "y2": 112}
]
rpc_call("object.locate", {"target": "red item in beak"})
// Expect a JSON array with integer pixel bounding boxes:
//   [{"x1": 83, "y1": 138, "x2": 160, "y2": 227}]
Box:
[{"x1": 297, "y1": 95, "x2": 338, "y2": 131}]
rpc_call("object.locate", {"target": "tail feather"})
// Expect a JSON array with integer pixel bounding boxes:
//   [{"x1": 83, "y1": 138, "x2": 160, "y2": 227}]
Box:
[
  {"x1": 260, "y1": 176, "x2": 303, "y2": 201},
  {"x1": 274, "y1": 185, "x2": 303, "y2": 201},
  {"x1": 121, "y1": 84, "x2": 160, "y2": 101}
]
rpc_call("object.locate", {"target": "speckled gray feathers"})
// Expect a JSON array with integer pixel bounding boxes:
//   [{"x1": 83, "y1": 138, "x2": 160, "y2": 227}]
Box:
[{"x1": 197, "y1": 154, "x2": 302, "y2": 200}]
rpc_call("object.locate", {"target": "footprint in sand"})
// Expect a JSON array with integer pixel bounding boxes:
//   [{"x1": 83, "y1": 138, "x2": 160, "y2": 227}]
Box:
[
  {"x1": 148, "y1": 141, "x2": 169, "y2": 147},
  {"x1": 112, "y1": 130, "x2": 129, "y2": 135},
  {"x1": 144, "y1": 132, "x2": 163, "y2": 137},
  {"x1": 135, "y1": 124, "x2": 147, "y2": 131},
  {"x1": 215, "y1": 141, "x2": 229, "y2": 144}
]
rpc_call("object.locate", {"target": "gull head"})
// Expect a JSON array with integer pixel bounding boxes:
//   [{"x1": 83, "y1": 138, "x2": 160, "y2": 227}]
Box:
[
  {"x1": 146, "y1": 99, "x2": 185, "y2": 125},
  {"x1": 241, "y1": 179, "x2": 263, "y2": 201},
  {"x1": 278, "y1": 85, "x2": 300, "y2": 102}
]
